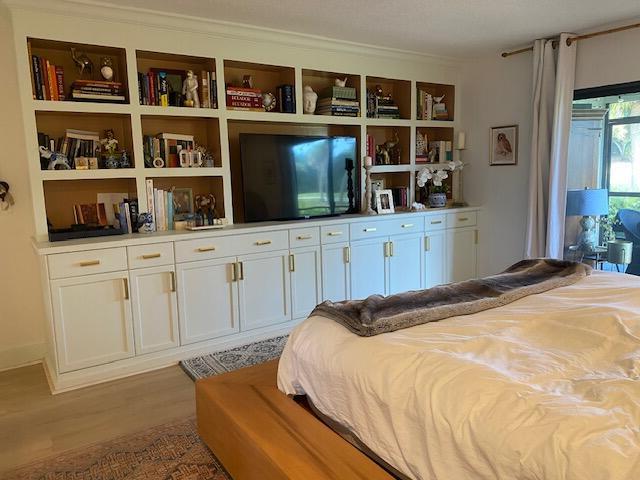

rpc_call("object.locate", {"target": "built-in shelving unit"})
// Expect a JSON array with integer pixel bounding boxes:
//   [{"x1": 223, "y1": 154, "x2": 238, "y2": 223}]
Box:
[{"x1": 21, "y1": 34, "x2": 461, "y2": 238}]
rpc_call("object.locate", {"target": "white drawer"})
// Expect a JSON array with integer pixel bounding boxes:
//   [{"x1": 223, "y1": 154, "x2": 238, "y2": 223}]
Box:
[
  {"x1": 174, "y1": 236, "x2": 235, "y2": 263},
  {"x1": 424, "y1": 214, "x2": 447, "y2": 231},
  {"x1": 350, "y1": 220, "x2": 392, "y2": 241},
  {"x1": 448, "y1": 211, "x2": 477, "y2": 229},
  {"x1": 233, "y1": 230, "x2": 289, "y2": 255},
  {"x1": 127, "y1": 242, "x2": 174, "y2": 269},
  {"x1": 320, "y1": 225, "x2": 350, "y2": 244},
  {"x1": 289, "y1": 227, "x2": 320, "y2": 247},
  {"x1": 387, "y1": 218, "x2": 421, "y2": 235},
  {"x1": 48, "y1": 247, "x2": 128, "y2": 279}
]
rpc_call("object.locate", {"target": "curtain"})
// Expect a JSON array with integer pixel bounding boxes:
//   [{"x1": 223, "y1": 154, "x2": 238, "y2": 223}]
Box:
[{"x1": 525, "y1": 33, "x2": 577, "y2": 259}]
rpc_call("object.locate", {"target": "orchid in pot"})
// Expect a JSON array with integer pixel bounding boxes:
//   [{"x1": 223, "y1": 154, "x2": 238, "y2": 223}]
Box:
[{"x1": 416, "y1": 160, "x2": 463, "y2": 208}]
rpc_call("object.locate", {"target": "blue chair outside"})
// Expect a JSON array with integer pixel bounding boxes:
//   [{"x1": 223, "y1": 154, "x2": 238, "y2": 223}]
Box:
[{"x1": 617, "y1": 209, "x2": 640, "y2": 275}]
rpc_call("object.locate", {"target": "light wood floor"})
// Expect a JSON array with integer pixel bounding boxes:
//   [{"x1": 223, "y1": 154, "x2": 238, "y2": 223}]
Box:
[{"x1": 0, "y1": 363, "x2": 195, "y2": 473}]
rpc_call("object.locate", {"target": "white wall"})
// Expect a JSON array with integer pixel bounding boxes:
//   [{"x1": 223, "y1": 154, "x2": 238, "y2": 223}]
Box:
[{"x1": 0, "y1": 4, "x2": 46, "y2": 370}]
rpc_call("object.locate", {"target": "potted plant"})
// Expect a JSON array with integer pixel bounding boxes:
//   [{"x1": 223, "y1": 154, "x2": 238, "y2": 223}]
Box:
[{"x1": 416, "y1": 161, "x2": 463, "y2": 208}]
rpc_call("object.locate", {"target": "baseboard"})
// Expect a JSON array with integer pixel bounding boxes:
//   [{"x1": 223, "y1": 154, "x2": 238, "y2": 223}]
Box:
[{"x1": 0, "y1": 342, "x2": 45, "y2": 372}]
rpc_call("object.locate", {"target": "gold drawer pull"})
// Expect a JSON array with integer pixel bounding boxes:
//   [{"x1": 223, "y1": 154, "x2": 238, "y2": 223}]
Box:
[
  {"x1": 401, "y1": 223, "x2": 414, "y2": 228},
  {"x1": 255, "y1": 240, "x2": 272, "y2": 246},
  {"x1": 458, "y1": 217, "x2": 469, "y2": 222},
  {"x1": 79, "y1": 260, "x2": 100, "y2": 267},
  {"x1": 296, "y1": 234, "x2": 312, "y2": 240},
  {"x1": 430, "y1": 220, "x2": 443, "y2": 225},
  {"x1": 169, "y1": 271, "x2": 176, "y2": 292},
  {"x1": 343, "y1": 246, "x2": 351, "y2": 263},
  {"x1": 197, "y1": 246, "x2": 216, "y2": 252},
  {"x1": 237, "y1": 261, "x2": 244, "y2": 280},
  {"x1": 123, "y1": 277, "x2": 129, "y2": 300},
  {"x1": 289, "y1": 254, "x2": 295, "y2": 272},
  {"x1": 142, "y1": 253, "x2": 161, "y2": 259},
  {"x1": 231, "y1": 263, "x2": 237, "y2": 282},
  {"x1": 425, "y1": 236, "x2": 431, "y2": 252},
  {"x1": 363, "y1": 227, "x2": 377, "y2": 232},
  {"x1": 327, "y1": 231, "x2": 343, "y2": 236}
]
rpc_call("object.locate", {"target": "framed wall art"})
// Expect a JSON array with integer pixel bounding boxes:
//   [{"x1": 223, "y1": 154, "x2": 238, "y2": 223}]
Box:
[{"x1": 490, "y1": 125, "x2": 518, "y2": 166}]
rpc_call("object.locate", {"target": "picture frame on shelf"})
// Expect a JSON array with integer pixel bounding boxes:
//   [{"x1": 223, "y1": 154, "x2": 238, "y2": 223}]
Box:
[
  {"x1": 375, "y1": 189, "x2": 394, "y2": 214},
  {"x1": 489, "y1": 125, "x2": 518, "y2": 166},
  {"x1": 173, "y1": 187, "x2": 194, "y2": 218}
]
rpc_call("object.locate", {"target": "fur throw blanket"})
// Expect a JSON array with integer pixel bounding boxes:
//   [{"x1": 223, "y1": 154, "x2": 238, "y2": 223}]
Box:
[{"x1": 312, "y1": 258, "x2": 592, "y2": 337}]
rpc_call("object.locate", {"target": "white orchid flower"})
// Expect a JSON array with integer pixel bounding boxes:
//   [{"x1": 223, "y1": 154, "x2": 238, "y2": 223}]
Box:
[{"x1": 416, "y1": 167, "x2": 433, "y2": 187}]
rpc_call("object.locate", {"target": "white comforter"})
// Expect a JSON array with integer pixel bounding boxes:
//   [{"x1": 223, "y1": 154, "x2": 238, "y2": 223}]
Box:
[{"x1": 278, "y1": 271, "x2": 640, "y2": 480}]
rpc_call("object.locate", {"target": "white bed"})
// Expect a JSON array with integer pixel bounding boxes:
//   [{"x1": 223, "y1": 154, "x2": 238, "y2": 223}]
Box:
[{"x1": 278, "y1": 271, "x2": 640, "y2": 480}]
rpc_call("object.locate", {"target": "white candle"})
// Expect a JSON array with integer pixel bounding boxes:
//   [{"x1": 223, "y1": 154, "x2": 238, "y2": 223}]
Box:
[
  {"x1": 457, "y1": 132, "x2": 466, "y2": 150},
  {"x1": 364, "y1": 155, "x2": 372, "y2": 167}
]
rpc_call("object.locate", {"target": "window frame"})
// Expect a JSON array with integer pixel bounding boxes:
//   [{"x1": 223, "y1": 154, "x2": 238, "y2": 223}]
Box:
[{"x1": 602, "y1": 113, "x2": 640, "y2": 200}]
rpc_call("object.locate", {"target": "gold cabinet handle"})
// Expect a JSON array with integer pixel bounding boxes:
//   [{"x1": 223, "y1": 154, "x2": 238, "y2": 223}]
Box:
[
  {"x1": 197, "y1": 246, "x2": 216, "y2": 252},
  {"x1": 384, "y1": 241, "x2": 390, "y2": 257},
  {"x1": 255, "y1": 240, "x2": 272, "y2": 246},
  {"x1": 401, "y1": 223, "x2": 414, "y2": 228},
  {"x1": 430, "y1": 220, "x2": 443, "y2": 225},
  {"x1": 237, "y1": 261, "x2": 244, "y2": 280},
  {"x1": 169, "y1": 271, "x2": 176, "y2": 292},
  {"x1": 458, "y1": 217, "x2": 469, "y2": 222},
  {"x1": 123, "y1": 277, "x2": 129, "y2": 300},
  {"x1": 328, "y1": 231, "x2": 343, "y2": 236},
  {"x1": 231, "y1": 263, "x2": 237, "y2": 282},
  {"x1": 363, "y1": 227, "x2": 377, "y2": 232},
  {"x1": 389, "y1": 241, "x2": 394, "y2": 257},
  {"x1": 425, "y1": 236, "x2": 431, "y2": 252},
  {"x1": 475, "y1": 230, "x2": 479, "y2": 245},
  {"x1": 142, "y1": 253, "x2": 161, "y2": 259},
  {"x1": 296, "y1": 234, "x2": 312, "y2": 240},
  {"x1": 79, "y1": 260, "x2": 100, "y2": 267},
  {"x1": 289, "y1": 254, "x2": 295, "y2": 272},
  {"x1": 343, "y1": 246, "x2": 351, "y2": 263}
]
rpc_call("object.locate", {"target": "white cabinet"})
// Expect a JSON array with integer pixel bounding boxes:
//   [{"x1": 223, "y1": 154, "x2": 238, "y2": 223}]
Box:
[
  {"x1": 321, "y1": 242, "x2": 351, "y2": 302},
  {"x1": 446, "y1": 227, "x2": 478, "y2": 283},
  {"x1": 388, "y1": 232, "x2": 424, "y2": 295},
  {"x1": 290, "y1": 246, "x2": 322, "y2": 319},
  {"x1": 237, "y1": 250, "x2": 291, "y2": 331},
  {"x1": 129, "y1": 266, "x2": 179, "y2": 355},
  {"x1": 350, "y1": 237, "x2": 387, "y2": 299},
  {"x1": 176, "y1": 257, "x2": 239, "y2": 345},
  {"x1": 424, "y1": 230, "x2": 448, "y2": 288},
  {"x1": 50, "y1": 271, "x2": 134, "y2": 373}
]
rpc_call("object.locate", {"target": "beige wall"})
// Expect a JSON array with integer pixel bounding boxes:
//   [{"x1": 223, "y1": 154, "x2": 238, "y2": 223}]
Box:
[{"x1": 0, "y1": 5, "x2": 46, "y2": 370}]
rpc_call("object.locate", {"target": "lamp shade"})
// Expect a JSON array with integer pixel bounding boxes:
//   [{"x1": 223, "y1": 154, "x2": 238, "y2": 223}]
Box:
[{"x1": 566, "y1": 188, "x2": 609, "y2": 216}]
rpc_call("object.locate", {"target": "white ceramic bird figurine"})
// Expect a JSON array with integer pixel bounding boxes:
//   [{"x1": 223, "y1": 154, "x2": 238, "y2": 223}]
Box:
[
  {"x1": 433, "y1": 94, "x2": 445, "y2": 104},
  {"x1": 335, "y1": 77, "x2": 348, "y2": 87}
]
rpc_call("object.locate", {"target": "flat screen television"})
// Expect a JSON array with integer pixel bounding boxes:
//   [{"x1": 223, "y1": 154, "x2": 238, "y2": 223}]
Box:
[{"x1": 239, "y1": 133, "x2": 356, "y2": 222}]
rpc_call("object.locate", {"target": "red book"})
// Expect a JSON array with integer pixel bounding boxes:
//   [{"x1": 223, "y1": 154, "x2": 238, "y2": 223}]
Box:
[
  {"x1": 40, "y1": 57, "x2": 49, "y2": 100},
  {"x1": 55, "y1": 66, "x2": 65, "y2": 100},
  {"x1": 148, "y1": 72, "x2": 156, "y2": 106},
  {"x1": 48, "y1": 64, "x2": 58, "y2": 101}
]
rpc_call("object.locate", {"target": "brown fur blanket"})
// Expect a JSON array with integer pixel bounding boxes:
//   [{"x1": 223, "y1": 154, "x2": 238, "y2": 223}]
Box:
[{"x1": 312, "y1": 258, "x2": 592, "y2": 336}]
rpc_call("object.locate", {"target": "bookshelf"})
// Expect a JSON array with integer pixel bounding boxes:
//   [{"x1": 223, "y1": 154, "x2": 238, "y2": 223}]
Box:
[{"x1": 21, "y1": 35, "x2": 460, "y2": 238}]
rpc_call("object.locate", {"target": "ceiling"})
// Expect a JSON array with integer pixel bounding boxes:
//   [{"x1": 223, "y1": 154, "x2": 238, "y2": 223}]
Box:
[{"x1": 104, "y1": 0, "x2": 640, "y2": 57}]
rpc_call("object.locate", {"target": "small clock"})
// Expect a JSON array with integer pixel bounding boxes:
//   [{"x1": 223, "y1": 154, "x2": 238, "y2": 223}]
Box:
[{"x1": 262, "y1": 92, "x2": 277, "y2": 112}]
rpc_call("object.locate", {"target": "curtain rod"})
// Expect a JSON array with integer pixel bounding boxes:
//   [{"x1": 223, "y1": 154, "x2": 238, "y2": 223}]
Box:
[{"x1": 501, "y1": 21, "x2": 640, "y2": 57}]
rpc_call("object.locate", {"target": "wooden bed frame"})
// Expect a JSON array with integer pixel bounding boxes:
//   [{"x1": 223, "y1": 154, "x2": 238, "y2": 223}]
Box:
[{"x1": 196, "y1": 359, "x2": 394, "y2": 479}]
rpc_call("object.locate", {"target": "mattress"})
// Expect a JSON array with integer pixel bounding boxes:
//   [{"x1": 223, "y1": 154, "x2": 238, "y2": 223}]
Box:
[{"x1": 277, "y1": 271, "x2": 640, "y2": 480}]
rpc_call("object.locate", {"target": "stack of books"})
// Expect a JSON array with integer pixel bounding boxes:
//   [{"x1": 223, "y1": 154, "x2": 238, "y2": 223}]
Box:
[
  {"x1": 277, "y1": 85, "x2": 295, "y2": 113},
  {"x1": 389, "y1": 187, "x2": 409, "y2": 209},
  {"x1": 316, "y1": 86, "x2": 359, "y2": 117},
  {"x1": 38, "y1": 129, "x2": 100, "y2": 170},
  {"x1": 137, "y1": 70, "x2": 217, "y2": 108},
  {"x1": 29, "y1": 48, "x2": 65, "y2": 101},
  {"x1": 70, "y1": 80, "x2": 126, "y2": 103},
  {"x1": 199, "y1": 71, "x2": 218, "y2": 109},
  {"x1": 367, "y1": 90, "x2": 400, "y2": 119},
  {"x1": 226, "y1": 87, "x2": 263, "y2": 111},
  {"x1": 417, "y1": 90, "x2": 433, "y2": 120},
  {"x1": 433, "y1": 102, "x2": 449, "y2": 120},
  {"x1": 145, "y1": 179, "x2": 175, "y2": 231}
]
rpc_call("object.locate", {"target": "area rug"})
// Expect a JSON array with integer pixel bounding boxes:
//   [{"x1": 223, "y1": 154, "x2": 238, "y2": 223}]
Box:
[
  {"x1": 180, "y1": 335, "x2": 288, "y2": 381},
  {"x1": 1, "y1": 417, "x2": 231, "y2": 480}
]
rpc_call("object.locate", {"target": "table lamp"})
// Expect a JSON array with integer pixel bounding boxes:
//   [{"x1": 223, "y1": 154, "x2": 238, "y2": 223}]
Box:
[{"x1": 566, "y1": 188, "x2": 609, "y2": 253}]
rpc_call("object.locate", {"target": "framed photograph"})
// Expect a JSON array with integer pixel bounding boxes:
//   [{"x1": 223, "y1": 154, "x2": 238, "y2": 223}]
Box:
[
  {"x1": 375, "y1": 189, "x2": 395, "y2": 214},
  {"x1": 490, "y1": 125, "x2": 518, "y2": 166},
  {"x1": 173, "y1": 187, "x2": 194, "y2": 218}
]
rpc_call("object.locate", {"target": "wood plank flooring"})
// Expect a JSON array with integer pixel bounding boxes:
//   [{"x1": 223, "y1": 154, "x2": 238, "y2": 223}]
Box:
[{"x1": 0, "y1": 363, "x2": 195, "y2": 473}]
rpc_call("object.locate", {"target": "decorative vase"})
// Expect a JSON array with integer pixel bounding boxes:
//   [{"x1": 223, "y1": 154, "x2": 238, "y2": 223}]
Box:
[
  {"x1": 428, "y1": 192, "x2": 447, "y2": 208},
  {"x1": 120, "y1": 150, "x2": 131, "y2": 169},
  {"x1": 104, "y1": 154, "x2": 119, "y2": 169}
]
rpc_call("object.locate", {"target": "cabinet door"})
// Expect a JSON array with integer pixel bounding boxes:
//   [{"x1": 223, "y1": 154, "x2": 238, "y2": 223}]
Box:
[
  {"x1": 424, "y1": 231, "x2": 448, "y2": 288},
  {"x1": 321, "y1": 242, "x2": 351, "y2": 302},
  {"x1": 50, "y1": 271, "x2": 134, "y2": 373},
  {"x1": 176, "y1": 257, "x2": 239, "y2": 345},
  {"x1": 290, "y1": 246, "x2": 322, "y2": 320},
  {"x1": 350, "y1": 237, "x2": 387, "y2": 299},
  {"x1": 388, "y1": 233, "x2": 424, "y2": 295},
  {"x1": 237, "y1": 250, "x2": 291, "y2": 331},
  {"x1": 129, "y1": 266, "x2": 179, "y2": 355},
  {"x1": 446, "y1": 227, "x2": 478, "y2": 283}
]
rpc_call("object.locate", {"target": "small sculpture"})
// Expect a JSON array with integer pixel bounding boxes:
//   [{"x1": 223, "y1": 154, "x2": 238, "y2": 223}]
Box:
[
  {"x1": 182, "y1": 70, "x2": 200, "y2": 108},
  {"x1": 375, "y1": 144, "x2": 390, "y2": 165},
  {"x1": 242, "y1": 75, "x2": 253, "y2": 88},
  {"x1": 303, "y1": 85, "x2": 318, "y2": 114},
  {"x1": 262, "y1": 92, "x2": 277, "y2": 111},
  {"x1": 100, "y1": 56, "x2": 114, "y2": 81},
  {"x1": 100, "y1": 129, "x2": 120, "y2": 169},
  {"x1": 70, "y1": 47, "x2": 93, "y2": 77},
  {"x1": 416, "y1": 132, "x2": 427, "y2": 156},
  {"x1": 433, "y1": 94, "x2": 445, "y2": 105},
  {"x1": 40, "y1": 146, "x2": 71, "y2": 170},
  {"x1": 335, "y1": 77, "x2": 348, "y2": 87},
  {"x1": 120, "y1": 150, "x2": 131, "y2": 168},
  {"x1": 384, "y1": 131, "x2": 401, "y2": 164},
  {"x1": 136, "y1": 212, "x2": 154, "y2": 233},
  {"x1": 195, "y1": 193, "x2": 218, "y2": 224}
]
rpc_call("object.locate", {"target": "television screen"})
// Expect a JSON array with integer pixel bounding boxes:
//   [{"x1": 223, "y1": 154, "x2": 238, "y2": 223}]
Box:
[{"x1": 240, "y1": 134, "x2": 356, "y2": 222}]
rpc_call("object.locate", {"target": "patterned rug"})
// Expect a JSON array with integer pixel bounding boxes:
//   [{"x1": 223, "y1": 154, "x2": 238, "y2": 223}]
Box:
[
  {"x1": 180, "y1": 335, "x2": 288, "y2": 381},
  {"x1": 2, "y1": 417, "x2": 230, "y2": 480}
]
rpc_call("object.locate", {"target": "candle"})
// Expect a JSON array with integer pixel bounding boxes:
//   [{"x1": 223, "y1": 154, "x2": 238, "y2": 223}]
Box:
[
  {"x1": 457, "y1": 132, "x2": 466, "y2": 150},
  {"x1": 364, "y1": 155, "x2": 372, "y2": 167}
]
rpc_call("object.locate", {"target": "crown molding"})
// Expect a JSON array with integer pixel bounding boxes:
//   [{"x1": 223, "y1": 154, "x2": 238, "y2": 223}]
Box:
[{"x1": 5, "y1": 0, "x2": 464, "y2": 67}]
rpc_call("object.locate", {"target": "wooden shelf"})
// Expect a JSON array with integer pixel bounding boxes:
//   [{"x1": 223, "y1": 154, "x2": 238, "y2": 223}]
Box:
[
  {"x1": 366, "y1": 76, "x2": 411, "y2": 120},
  {"x1": 369, "y1": 165, "x2": 414, "y2": 173},
  {"x1": 40, "y1": 169, "x2": 136, "y2": 181},
  {"x1": 416, "y1": 82, "x2": 455, "y2": 122},
  {"x1": 144, "y1": 167, "x2": 225, "y2": 177},
  {"x1": 33, "y1": 100, "x2": 131, "y2": 114},
  {"x1": 138, "y1": 105, "x2": 220, "y2": 118}
]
